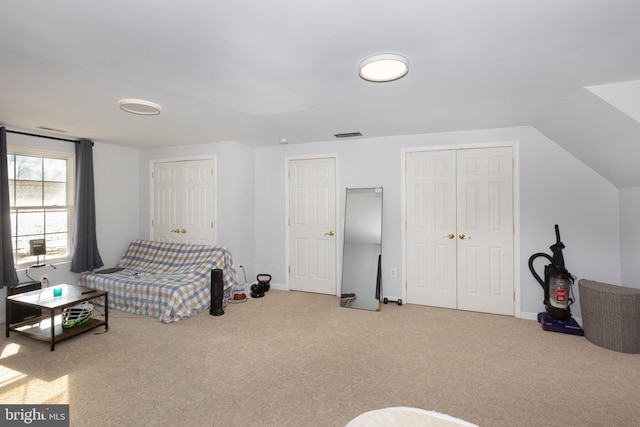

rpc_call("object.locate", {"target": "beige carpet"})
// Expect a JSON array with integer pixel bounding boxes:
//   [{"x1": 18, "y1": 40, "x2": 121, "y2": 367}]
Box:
[{"x1": 2, "y1": 290, "x2": 639, "y2": 427}]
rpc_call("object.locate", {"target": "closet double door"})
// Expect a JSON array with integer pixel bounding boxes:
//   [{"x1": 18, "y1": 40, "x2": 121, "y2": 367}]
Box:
[
  {"x1": 151, "y1": 159, "x2": 215, "y2": 245},
  {"x1": 406, "y1": 147, "x2": 514, "y2": 316}
]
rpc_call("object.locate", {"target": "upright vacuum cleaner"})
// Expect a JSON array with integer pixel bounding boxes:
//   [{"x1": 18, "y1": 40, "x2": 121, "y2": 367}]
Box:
[{"x1": 528, "y1": 224, "x2": 584, "y2": 335}]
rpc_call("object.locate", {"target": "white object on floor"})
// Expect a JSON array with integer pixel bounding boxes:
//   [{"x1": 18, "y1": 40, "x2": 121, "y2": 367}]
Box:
[{"x1": 346, "y1": 407, "x2": 478, "y2": 427}]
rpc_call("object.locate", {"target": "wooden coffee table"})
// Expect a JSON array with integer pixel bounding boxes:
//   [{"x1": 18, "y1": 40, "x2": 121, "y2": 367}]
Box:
[{"x1": 5, "y1": 284, "x2": 108, "y2": 351}]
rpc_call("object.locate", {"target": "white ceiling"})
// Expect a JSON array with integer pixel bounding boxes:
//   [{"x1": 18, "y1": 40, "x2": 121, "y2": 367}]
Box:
[{"x1": 1, "y1": 1, "x2": 640, "y2": 186}]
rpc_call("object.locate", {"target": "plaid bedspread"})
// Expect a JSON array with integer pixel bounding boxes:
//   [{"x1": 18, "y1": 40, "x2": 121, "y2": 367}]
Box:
[{"x1": 77, "y1": 240, "x2": 237, "y2": 322}]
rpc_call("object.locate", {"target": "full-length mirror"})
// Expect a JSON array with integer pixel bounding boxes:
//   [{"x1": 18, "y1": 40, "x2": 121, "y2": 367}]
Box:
[{"x1": 340, "y1": 187, "x2": 383, "y2": 311}]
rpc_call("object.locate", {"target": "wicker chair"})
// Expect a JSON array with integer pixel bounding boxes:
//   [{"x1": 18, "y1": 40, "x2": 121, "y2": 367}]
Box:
[{"x1": 578, "y1": 279, "x2": 640, "y2": 354}]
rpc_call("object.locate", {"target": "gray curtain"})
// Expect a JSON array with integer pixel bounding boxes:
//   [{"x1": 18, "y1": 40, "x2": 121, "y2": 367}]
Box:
[
  {"x1": 71, "y1": 139, "x2": 104, "y2": 272},
  {"x1": 1, "y1": 127, "x2": 19, "y2": 286}
]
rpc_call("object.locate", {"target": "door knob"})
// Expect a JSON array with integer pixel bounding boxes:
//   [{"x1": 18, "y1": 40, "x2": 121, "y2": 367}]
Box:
[
  {"x1": 180, "y1": 229, "x2": 187, "y2": 234},
  {"x1": 325, "y1": 231, "x2": 335, "y2": 236},
  {"x1": 459, "y1": 233, "x2": 471, "y2": 240},
  {"x1": 443, "y1": 233, "x2": 455, "y2": 239}
]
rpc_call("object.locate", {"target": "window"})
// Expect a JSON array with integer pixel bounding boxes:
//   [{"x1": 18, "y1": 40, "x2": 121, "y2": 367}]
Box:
[{"x1": 7, "y1": 147, "x2": 75, "y2": 265}]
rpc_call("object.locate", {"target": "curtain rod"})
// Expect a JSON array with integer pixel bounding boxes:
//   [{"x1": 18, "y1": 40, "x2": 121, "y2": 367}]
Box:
[{"x1": 5, "y1": 129, "x2": 81, "y2": 144}]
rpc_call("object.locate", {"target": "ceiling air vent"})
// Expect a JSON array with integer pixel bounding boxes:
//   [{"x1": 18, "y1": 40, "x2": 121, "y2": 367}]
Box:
[
  {"x1": 37, "y1": 126, "x2": 68, "y2": 133},
  {"x1": 334, "y1": 132, "x2": 362, "y2": 139}
]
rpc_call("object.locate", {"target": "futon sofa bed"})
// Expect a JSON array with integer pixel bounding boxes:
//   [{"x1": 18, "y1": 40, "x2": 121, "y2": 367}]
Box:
[{"x1": 78, "y1": 239, "x2": 237, "y2": 322}]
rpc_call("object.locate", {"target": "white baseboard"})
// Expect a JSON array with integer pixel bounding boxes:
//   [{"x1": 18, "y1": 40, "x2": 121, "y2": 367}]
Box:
[
  {"x1": 270, "y1": 283, "x2": 287, "y2": 291},
  {"x1": 519, "y1": 311, "x2": 539, "y2": 321}
]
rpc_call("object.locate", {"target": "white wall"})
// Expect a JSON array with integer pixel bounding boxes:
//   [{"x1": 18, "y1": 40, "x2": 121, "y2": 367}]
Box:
[
  {"x1": 620, "y1": 187, "x2": 640, "y2": 286},
  {"x1": 92, "y1": 142, "x2": 142, "y2": 266},
  {"x1": 518, "y1": 127, "x2": 621, "y2": 318},
  {"x1": 137, "y1": 140, "x2": 255, "y2": 279},
  {"x1": 253, "y1": 126, "x2": 621, "y2": 319},
  {"x1": 1, "y1": 135, "x2": 140, "y2": 323}
]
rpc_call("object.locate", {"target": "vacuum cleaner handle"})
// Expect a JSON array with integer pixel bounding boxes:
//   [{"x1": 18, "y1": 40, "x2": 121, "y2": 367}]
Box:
[{"x1": 550, "y1": 224, "x2": 566, "y2": 267}]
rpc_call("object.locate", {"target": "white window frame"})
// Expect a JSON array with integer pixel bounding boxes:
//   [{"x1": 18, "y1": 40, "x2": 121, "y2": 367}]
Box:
[{"x1": 7, "y1": 145, "x2": 75, "y2": 266}]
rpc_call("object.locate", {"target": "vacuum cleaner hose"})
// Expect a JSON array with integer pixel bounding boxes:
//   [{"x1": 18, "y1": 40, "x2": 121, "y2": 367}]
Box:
[{"x1": 528, "y1": 252, "x2": 553, "y2": 289}]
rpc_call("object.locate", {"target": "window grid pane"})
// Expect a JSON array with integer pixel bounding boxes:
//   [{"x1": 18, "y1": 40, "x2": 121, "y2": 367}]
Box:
[
  {"x1": 8, "y1": 154, "x2": 15, "y2": 180},
  {"x1": 44, "y1": 158, "x2": 66, "y2": 182},
  {"x1": 15, "y1": 155, "x2": 42, "y2": 180},
  {"x1": 46, "y1": 209, "x2": 68, "y2": 233},
  {"x1": 12, "y1": 180, "x2": 43, "y2": 207},
  {"x1": 44, "y1": 181, "x2": 66, "y2": 205}
]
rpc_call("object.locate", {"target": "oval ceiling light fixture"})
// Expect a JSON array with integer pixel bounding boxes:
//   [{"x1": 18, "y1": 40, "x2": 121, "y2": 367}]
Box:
[
  {"x1": 359, "y1": 54, "x2": 409, "y2": 82},
  {"x1": 118, "y1": 98, "x2": 162, "y2": 115}
]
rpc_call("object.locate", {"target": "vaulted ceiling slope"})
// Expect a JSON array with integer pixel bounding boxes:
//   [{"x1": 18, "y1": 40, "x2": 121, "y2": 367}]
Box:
[
  {"x1": 535, "y1": 83, "x2": 640, "y2": 189},
  {"x1": 1, "y1": 1, "x2": 640, "y2": 187}
]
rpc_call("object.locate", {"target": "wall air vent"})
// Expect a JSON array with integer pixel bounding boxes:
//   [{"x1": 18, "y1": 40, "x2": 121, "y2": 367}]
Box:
[{"x1": 334, "y1": 132, "x2": 363, "y2": 139}]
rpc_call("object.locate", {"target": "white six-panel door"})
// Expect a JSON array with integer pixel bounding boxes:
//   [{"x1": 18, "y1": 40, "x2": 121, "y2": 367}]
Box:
[
  {"x1": 152, "y1": 159, "x2": 215, "y2": 245},
  {"x1": 406, "y1": 147, "x2": 514, "y2": 316},
  {"x1": 456, "y1": 148, "x2": 514, "y2": 315},
  {"x1": 288, "y1": 157, "x2": 337, "y2": 295},
  {"x1": 406, "y1": 150, "x2": 458, "y2": 308}
]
